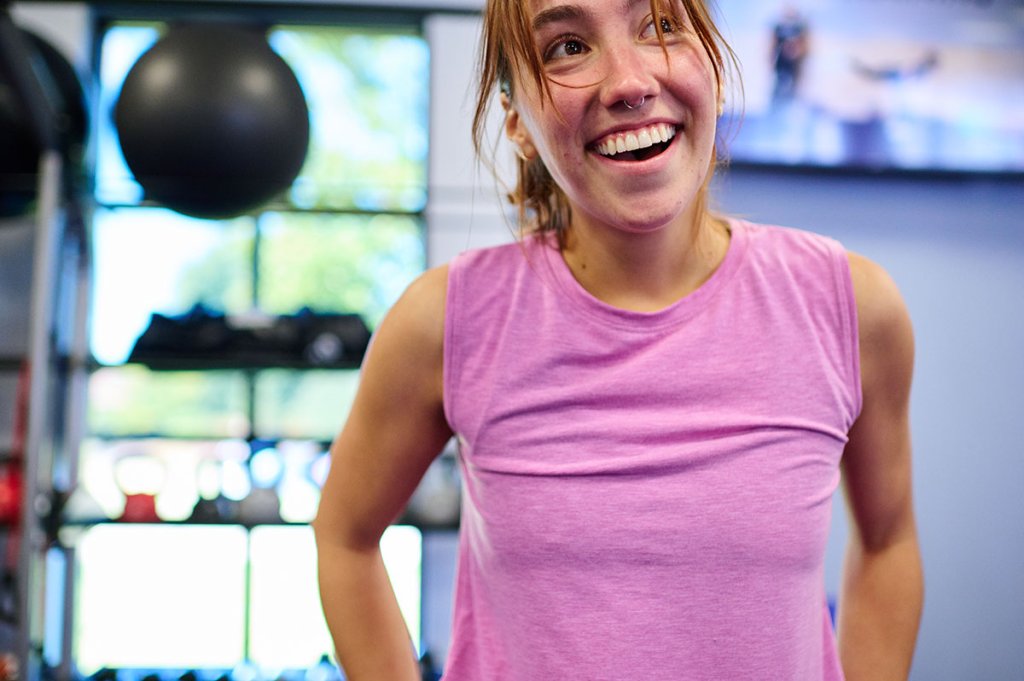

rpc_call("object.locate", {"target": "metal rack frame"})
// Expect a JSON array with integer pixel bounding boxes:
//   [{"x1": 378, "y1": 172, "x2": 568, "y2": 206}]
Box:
[{"x1": 0, "y1": 7, "x2": 91, "y2": 679}]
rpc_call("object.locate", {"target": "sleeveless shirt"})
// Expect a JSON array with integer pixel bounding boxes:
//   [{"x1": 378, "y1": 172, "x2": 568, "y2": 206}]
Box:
[{"x1": 441, "y1": 220, "x2": 860, "y2": 680}]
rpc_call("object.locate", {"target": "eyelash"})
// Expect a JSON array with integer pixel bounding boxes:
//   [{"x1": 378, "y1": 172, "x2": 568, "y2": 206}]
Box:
[
  {"x1": 645, "y1": 15, "x2": 680, "y2": 37},
  {"x1": 543, "y1": 33, "x2": 589, "y2": 62}
]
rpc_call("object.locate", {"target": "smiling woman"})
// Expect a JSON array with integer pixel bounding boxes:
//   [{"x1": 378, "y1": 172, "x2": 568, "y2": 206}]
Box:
[{"x1": 313, "y1": 0, "x2": 924, "y2": 679}]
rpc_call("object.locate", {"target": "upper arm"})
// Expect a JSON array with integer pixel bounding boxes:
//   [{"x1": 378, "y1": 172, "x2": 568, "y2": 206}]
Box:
[
  {"x1": 312, "y1": 265, "x2": 453, "y2": 549},
  {"x1": 842, "y1": 252, "x2": 917, "y2": 550}
]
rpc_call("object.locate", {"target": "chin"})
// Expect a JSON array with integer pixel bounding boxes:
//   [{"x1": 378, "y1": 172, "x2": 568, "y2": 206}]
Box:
[
  {"x1": 605, "y1": 209, "x2": 685, "y2": 235},
  {"x1": 620, "y1": 199, "x2": 695, "y2": 234}
]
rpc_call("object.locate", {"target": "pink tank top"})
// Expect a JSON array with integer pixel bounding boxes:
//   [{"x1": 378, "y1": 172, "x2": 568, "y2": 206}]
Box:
[{"x1": 442, "y1": 220, "x2": 860, "y2": 680}]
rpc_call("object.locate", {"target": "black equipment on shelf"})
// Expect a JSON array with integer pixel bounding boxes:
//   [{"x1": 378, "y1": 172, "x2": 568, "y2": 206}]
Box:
[{"x1": 127, "y1": 305, "x2": 371, "y2": 370}]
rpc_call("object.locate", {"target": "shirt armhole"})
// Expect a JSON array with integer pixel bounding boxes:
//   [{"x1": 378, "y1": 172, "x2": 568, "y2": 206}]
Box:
[
  {"x1": 832, "y1": 245, "x2": 863, "y2": 426},
  {"x1": 442, "y1": 254, "x2": 464, "y2": 432}
]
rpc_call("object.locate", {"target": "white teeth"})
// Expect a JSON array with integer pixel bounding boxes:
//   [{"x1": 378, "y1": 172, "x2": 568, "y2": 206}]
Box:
[{"x1": 597, "y1": 123, "x2": 676, "y2": 157}]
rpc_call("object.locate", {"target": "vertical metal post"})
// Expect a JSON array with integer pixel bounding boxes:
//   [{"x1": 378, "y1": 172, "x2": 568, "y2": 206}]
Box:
[
  {"x1": 55, "y1": 209, "x2": 89, "y2": 681},
  {"x1": 17, "y1": 151, "x2": 64, "y2": 681},
  {"x1": 56, "y1": 544, "x2": 74, "y2": 681}
]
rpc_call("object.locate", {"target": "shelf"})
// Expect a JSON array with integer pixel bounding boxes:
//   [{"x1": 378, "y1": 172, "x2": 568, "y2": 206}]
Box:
[
  {"x1": 61, "y1": 517, "x2": 313, "y2": 529},
  {"x1": 124, "y1": 356, "x2": 363, "y2": 372},
  {"x1": 89, "y1": 358, "x2": 362, "y2": 372},
  {"x1": 0, "y1": 357, "x2": 24, "y2": 371},
  {"x1": 0, "y1": 354, "x2": 86, "y2": 372},
  {"x1": 86, "y1": 432, "x2": 334, "y2": 445},
  {"x1": 59, "y1": 517, "x2": 458, "y2": 531}
]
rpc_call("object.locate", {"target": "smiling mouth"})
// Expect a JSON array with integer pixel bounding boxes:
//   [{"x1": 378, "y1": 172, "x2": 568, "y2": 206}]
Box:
[{"x1": 594, "y1": 123, "x2": 677, "y2": 162}]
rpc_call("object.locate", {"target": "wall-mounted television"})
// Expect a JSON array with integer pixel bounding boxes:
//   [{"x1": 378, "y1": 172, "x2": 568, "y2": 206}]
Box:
[{"x1": 715, "y1": 0, "x2": 1024, "y2": 174}]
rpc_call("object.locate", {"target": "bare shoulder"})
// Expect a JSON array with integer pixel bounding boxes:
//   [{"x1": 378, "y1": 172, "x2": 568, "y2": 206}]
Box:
[
  {"x1": 355, "y1": 264, "x2": 450, "y2": 415},
  {"x1": 372, "y1": 264, "x2": 449, "y2": 359},
  {"x1": 404, "y1": 263, "x2": 450, "y2": 309},
  {"x1": 845, "y1": 251, "x2": 914, "y2": 395}
]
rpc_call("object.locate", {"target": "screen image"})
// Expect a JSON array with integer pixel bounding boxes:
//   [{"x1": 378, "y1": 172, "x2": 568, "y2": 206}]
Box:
[{"x1": 715, "y1": 0, "x2": 1024, "y2": 173}]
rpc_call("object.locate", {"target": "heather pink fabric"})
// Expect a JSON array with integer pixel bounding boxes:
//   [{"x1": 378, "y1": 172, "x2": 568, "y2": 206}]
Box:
[{"x1": 441, "y1": 220, "x2": 859, "y2": 680}]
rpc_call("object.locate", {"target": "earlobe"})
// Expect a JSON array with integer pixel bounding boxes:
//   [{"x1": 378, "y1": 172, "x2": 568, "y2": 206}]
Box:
[{"x1": 502, "y1": 94, "x2": 537, "y2": 161}]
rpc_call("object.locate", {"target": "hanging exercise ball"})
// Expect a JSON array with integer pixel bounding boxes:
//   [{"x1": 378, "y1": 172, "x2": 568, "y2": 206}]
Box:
[
  {"x1": 114, "y1": 24, "x2": 310, "y2": 219},
  {"x1": 0, "y1": 29, "x2": 88, "y2": 217}
]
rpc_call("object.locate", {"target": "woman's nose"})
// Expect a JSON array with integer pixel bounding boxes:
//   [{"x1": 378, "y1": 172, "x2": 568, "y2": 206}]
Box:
[{"x1": 598, "y1": 41, "x2": 659, "y2": 110}]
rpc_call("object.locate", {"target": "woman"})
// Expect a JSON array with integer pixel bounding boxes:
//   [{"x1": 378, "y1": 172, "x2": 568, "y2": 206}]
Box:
[{"x1": 313, "y1": 0, "x2": 923, "y2": 678}]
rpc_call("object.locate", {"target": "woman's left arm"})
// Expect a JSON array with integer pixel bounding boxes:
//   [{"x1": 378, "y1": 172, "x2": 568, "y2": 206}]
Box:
[{"x1": 837, "y1": 252, "x2": 924, "y2": 681}]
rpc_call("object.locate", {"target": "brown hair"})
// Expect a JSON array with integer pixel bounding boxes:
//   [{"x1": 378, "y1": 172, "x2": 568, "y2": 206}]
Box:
[{"x1": 471, "y1": 0, "x2": 738, "y2": 247}]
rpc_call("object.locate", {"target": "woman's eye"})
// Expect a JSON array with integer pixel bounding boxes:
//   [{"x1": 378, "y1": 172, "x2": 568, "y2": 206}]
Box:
[
  {"x1": 642, "y1": 15, "x2": 679, "y2": 39},
  {"x1": 545, "y1": 35, "x2": 589, "y2": 61}
]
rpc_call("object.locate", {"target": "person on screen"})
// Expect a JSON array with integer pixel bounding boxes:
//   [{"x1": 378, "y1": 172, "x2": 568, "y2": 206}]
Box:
[
  {"x1": 312, "y1": 0, "x2": 924, "y2": 679},
  {"x1": 771, "y1": 5, "x2": 810, "y2": 103}
]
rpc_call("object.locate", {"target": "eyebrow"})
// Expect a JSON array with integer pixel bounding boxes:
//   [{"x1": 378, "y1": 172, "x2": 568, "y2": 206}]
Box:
[
  {"x1": 531, "y1": 0, "x2": 652, "y2": 32},
  {"x1": 531, "y1": 3, "x2": 585, "y2": 31}
]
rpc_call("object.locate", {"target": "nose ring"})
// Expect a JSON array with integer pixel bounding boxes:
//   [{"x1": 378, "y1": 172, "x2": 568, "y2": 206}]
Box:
[{"x1": 623, "y1": 96, "x2": 646, "y2": 110}]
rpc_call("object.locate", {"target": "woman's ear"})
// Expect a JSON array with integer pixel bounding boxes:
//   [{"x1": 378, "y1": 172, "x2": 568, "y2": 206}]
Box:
[{"x1": 501, "y1": 92, "x2": 537, "y2": 161}]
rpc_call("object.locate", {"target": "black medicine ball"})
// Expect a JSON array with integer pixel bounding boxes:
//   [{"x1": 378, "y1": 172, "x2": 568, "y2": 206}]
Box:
[{"x1": 114, "y1": 23, "x2": 310, "y2": 219}]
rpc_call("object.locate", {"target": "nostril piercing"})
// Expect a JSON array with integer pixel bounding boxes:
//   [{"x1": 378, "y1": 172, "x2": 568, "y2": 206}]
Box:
[{"x1": 618, "y1": 96, "x2": 643, "y2": 111}]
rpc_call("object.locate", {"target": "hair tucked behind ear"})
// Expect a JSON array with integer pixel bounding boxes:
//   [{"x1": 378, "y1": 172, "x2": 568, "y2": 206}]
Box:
[
  {"x1": 472, "y1": 0, "x2": 739, "y2": 247},
  {"x1": 510, "y1": 147, "x2": 573, "y2": 248}
]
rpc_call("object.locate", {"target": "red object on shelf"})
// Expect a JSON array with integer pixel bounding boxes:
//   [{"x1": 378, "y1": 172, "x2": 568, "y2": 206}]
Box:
[{"x1": 119, "y1": 493, "x2": 159, "y2": 523}]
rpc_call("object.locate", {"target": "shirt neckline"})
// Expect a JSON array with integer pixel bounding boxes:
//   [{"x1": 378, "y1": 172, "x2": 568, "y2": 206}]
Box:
[{"x1": 534, "y1": 217, "x2": 749, "y2": 332}]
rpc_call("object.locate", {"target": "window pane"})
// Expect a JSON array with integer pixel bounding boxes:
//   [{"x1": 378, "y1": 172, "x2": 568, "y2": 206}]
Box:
[
  {"x1": 248, "y1": 524, "x2": 422, "y2": 670},
  {"x1": 75, "y1": 524, "x2": 249, "y2": 674},
  {"x1": 93, "y1": 22, "x2": 162, "y2": 204},
  {"x1": 274, "y1": 440, "x2": 327, "y2": 524},
  {"x1": 91, "y1": 208, "x2": 255, "y2": 365},
  {"x1": 253, "y1": 369, "x2": 359, "y2": 441},
  {"x1": 257, "y1": 212, "x2": 423, "y2": 327},
  {"x1": 87, "y1": 366, "x2": 250, "y2": 439},
  {"x1": 269, "y1": 26, "x2": 429, "y2": 212}
]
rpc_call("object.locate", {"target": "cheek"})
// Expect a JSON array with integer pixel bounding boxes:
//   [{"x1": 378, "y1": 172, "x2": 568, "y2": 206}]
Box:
[
  {"x1": 669, "y1": 42, "x2": 719, "y2": 110},
  {"x1": 523, "y1": 107, "x2": 583, "y2": 168}
]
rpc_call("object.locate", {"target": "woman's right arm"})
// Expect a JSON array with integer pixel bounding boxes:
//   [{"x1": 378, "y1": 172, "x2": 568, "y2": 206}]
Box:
[{"x1": 312, "y1": 265, "x2": 453, "y2": 681}]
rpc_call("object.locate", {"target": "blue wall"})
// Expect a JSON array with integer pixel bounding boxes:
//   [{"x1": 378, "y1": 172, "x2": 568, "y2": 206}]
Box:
[{"x1": 714, "y1": 168, "x2": 1024, "y2": 680}]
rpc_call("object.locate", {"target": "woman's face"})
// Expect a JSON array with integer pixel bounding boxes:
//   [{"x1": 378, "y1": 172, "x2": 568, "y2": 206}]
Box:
[{"x1": 505, "y1": 0, "x2": 720, "y2": 236}]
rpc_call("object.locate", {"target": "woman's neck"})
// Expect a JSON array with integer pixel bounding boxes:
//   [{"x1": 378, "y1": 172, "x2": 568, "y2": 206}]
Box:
[{"x1": 560, "y1": 210, "x2": 731, "y2": 313}]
